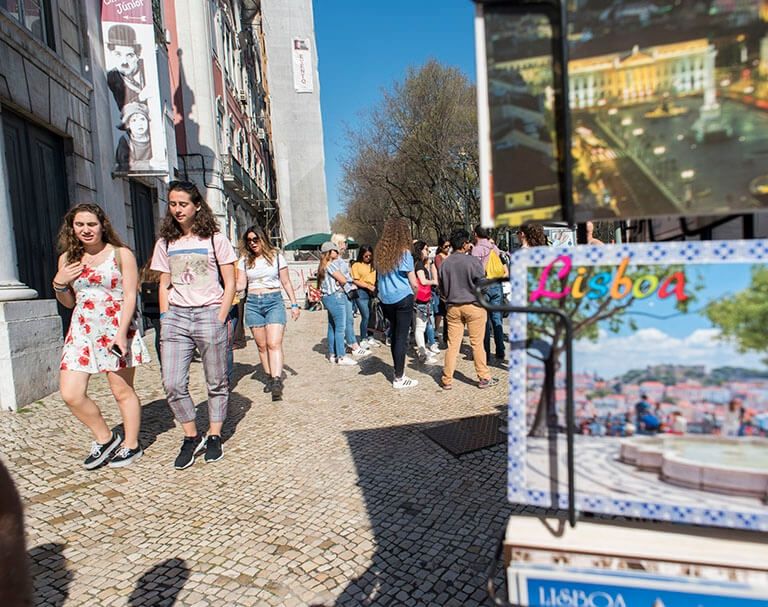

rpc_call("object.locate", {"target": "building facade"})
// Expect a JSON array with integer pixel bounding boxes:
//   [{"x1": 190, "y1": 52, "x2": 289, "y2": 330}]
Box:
[
  {"x1": 261, "y1": 0, "x2": 329, "y2": 244},
  {"x1": 0, "y1": 0, "x2": 324, "y2": 410},
  {"x1": 170, "y1": 0, "x2": 279, "y2": 246}
]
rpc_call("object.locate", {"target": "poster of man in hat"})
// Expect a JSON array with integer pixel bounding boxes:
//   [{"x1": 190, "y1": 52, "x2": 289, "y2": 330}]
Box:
[
  {"x1": 106, "y1": 23, "x2": 147, "y2": 111},
  {"x1": 101, "y1": 1, "x2": 167, "y2": 175}
]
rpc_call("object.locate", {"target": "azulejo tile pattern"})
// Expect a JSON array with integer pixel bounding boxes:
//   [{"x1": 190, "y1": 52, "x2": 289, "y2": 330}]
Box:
[{"x1": 507, "y1": 240, "x2": 768, "y2": 532}]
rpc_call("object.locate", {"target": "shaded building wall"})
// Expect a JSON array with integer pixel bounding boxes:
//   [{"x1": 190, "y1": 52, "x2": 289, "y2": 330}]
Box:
[{"x1": 261, "y1": 0, "x2": 329, "y2": 244}]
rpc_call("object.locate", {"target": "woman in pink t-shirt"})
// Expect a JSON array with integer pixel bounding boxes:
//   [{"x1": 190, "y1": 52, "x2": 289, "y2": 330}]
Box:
[{"x1": 150, "y1": 180, "x2": 236, "y2": 470}]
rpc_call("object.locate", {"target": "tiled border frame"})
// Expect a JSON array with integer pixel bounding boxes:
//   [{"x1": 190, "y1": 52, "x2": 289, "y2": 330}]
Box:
[{"x1": 507, "y1": 240, "x2": 768, "y2": 531}]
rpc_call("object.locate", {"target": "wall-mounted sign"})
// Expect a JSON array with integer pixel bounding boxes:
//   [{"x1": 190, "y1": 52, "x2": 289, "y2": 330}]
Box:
[
  {"x1": 101, "y1": 0, "x2": 168, "y2": 176},
  {"x1": 510, "y1": 567, "x2": 768, "y2": 607},
  {"x1": 476, "y1": 1, "x2": 768, "y2": 226},
  {"x1": 292, "y1": 38, "x2": 313, "y2": 93},
  {"x1": 508, "y1": 240, "x2": 768, "y2": 531}
]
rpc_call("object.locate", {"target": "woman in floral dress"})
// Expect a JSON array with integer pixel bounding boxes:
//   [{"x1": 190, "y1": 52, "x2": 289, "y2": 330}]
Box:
[{"x1": 54, "y1": 203, "x2": 149, "y2": 469}]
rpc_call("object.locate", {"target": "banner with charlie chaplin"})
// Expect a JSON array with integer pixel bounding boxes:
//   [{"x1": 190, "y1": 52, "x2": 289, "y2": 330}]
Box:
[{"x1": 101, "y1": 0, "x2": 167, "y2": 176}]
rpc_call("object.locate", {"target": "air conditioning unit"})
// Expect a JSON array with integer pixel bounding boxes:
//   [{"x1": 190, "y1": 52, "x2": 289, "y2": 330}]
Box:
[
  {"x1": 256, "y1": 127, "x2": 266, "y2": 139},
  {"x1": 238, "y1": 91, "x2": 247, "y2": 104}
]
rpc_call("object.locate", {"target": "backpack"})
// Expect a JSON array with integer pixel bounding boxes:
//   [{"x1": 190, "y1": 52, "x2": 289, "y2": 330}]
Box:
[{"x1": 485, "y1": 249, "x2": 506, "y2": 279}]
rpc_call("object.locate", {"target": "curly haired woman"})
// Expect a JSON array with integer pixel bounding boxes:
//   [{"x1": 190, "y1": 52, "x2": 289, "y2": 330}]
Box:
[
  {"x1": 150, "y1": 181, "x2": 236, "y2": 469},
  {"x1": 374, "y1": 218, "x2": 420, "y2": 389},
  {"x1": 55, "y1": 203, "x2": 149, "y2": 469},
  {"x1": 517, "y1": 224, "x2": 548, "y2": 248}
]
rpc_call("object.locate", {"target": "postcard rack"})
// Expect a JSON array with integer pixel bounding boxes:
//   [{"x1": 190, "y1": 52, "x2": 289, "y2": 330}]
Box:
[
  {"x1": 476, "y1": 278, "x2": 577, "y2": 606},
  {"x1": 475, "y1": 278, "x2": 768, "y2": 607}
]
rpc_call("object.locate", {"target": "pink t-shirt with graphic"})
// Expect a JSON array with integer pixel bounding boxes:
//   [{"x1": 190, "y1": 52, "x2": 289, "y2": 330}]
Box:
[{"x1": 150, "y1": 233, "x2": 237, "y2": 308}]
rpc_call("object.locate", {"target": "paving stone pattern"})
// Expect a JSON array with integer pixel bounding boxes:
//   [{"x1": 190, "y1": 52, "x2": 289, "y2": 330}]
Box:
[{"x1": 0, "y1": 311, "x2": 513, "y2": 606}]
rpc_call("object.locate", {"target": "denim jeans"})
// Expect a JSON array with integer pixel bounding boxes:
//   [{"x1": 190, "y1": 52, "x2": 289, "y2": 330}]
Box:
[
  {"x1": 483, "y1": 282, "x2": 505, "y2": 359},
  {"x1": 354, "y1": 289, "x2": 371, "y2": 342},
  {"x1": 322, "y1": 291, "x2": 347, "y2": 358},
  {"x1": 344, "y1": 296, "x2": 357, "y2": 347},
  {"x1": 424, "y1": 313, "x2": 435, "y2": 348},
  {"x1": 414, "y1": 300, "x2": 435, "y2": 348}
]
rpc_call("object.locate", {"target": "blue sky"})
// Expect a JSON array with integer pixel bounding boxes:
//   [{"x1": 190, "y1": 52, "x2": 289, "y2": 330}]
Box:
[
  {"x1": 314, "y1": 1, "x2": 477, "y2": 220},
  {"x1": 574, "y1": 262, "x2": 766, "y2": 377}
]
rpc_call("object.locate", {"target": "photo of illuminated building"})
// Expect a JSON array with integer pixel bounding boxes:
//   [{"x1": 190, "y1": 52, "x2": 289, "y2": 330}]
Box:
[{"x1": 481, "y1": 0, "x2": 768, "y2": 225}]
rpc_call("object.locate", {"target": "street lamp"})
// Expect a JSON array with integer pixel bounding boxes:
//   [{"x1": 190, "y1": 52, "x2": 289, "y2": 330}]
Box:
[{"x1": 681, "y1": 170, "x2": 696, "y2": 209}]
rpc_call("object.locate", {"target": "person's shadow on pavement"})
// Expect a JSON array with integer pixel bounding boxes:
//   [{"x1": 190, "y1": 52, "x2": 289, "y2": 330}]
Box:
[
  {"x1": 29, "y1": 543, "x2": 72, "y2": 607},
  {"x1": 193, "y1": 394, "x2": 253, "y2": 444},
  {"x1": 132, "y1": 399, "x2": 179, "y2": 451},
  {"x1": 128, "y1": 558, "x2": 189, "y2": 606}
]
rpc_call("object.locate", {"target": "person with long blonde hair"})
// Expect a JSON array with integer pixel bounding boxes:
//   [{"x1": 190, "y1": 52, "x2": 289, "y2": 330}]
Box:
[
  {"x1": 55, "y1": 203, "x2": 149, "y2": 469},
  {"x1": 150, "y1": 180, "x2": 236, "y2": 469},
  {"x1": 331, "y1": 233, "x2": 370, "y2": 357},
  {"x1": 317, "y1": 242, "x2": 359, "y2": 366},
  {"x1": 236, "y1": 224, "x2": 300, "y2": 401},
  {"x1": 374, "y1": 218, "x2": 419, "y2": 388}
]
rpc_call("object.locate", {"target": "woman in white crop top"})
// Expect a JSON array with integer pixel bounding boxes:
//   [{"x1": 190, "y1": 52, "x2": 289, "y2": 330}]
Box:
[{"x1": 236, "y1": 225, "x2": 300, "y2": 401}]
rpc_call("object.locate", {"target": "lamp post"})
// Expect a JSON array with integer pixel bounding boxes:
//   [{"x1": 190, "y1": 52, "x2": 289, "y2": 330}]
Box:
[{"x1": 681, "y1": 169, "x2": 696, "y2": 209}]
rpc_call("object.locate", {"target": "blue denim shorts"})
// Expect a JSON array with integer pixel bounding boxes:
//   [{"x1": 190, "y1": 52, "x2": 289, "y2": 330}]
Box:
[{"x1": 244, "y1": 292, "x2": 286, "y2": 327}]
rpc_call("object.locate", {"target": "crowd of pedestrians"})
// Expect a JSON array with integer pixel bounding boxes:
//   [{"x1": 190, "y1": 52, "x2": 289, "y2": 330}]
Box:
[{"x1": 51, "y1": 185, "x2": 514, "y2": 471}]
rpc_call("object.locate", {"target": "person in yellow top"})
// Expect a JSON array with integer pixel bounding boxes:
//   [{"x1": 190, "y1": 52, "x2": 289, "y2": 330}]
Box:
[{"x1": 350, "y1": 245, "x2": 379, "y2": 347}]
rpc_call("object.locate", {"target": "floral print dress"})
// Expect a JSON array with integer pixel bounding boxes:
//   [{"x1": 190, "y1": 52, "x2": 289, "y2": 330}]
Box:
[{"x1": 60, "y1": 248, "x2": 150, "y2": 373}]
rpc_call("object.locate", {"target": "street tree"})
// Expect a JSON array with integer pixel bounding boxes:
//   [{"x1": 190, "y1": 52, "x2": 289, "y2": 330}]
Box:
[
  {"x1": 339, "y1": 59, "x2": 479, "y2": 242},
  {"x1": 705, "y1": 265, "x2": 768, "y2": 361}
]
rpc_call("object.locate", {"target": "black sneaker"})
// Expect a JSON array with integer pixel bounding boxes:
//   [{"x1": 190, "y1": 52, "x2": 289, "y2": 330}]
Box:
[
  {"x1": 262, "y1": 377, "x2": 273, "y2": 393},
  {"x1": 83, "y1": 431, "x2": 121, "y2": 470},
  {"x1": 271, "y1": 376, "x2": 284, "y2": 401},
  {"x1": 204, "y1": 435, "x2": 223, "y2": 463},
  {"x1": 174, "y1": 434, "x2": 207, "y2": 470},
  {"x1": 108, "y1": 444, "x2": 144, "y2": 468}
]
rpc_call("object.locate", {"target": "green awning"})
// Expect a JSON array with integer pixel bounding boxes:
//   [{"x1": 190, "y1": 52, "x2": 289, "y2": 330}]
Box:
[{"x1": 283, "y1": 233, "x2": 358, "y2": 250}]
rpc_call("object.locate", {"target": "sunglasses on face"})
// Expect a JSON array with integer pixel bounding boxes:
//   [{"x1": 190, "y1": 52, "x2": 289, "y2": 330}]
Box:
[{"x1": 247, "y1": 236, "x2": 261, "y2": 243}]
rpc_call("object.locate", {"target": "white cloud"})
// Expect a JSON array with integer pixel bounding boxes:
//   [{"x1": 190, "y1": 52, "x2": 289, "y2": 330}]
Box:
[{"x1": 572, "y1": 327, "x2": 765, "y2": 378}]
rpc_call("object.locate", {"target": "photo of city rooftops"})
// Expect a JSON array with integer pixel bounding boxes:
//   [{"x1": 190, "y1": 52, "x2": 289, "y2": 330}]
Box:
[{"x1": 483, "y1": 0, "x2": 768, "y2": 226}]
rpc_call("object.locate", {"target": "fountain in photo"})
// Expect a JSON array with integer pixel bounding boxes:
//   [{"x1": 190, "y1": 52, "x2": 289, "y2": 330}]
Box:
[{"x1": 619, "y1": 436, "x2": 768, "y2": 502}]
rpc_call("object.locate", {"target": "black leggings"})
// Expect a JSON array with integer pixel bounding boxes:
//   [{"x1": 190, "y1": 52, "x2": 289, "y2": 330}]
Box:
[{"x1": 381, "y1": 294, "x2": 414, "y2": 379}]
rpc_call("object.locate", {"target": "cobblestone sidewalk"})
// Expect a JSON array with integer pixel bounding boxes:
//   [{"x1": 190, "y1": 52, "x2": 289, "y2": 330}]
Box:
[{"x1": 0, "y1": 310, "x2": 512, "y2": 606}]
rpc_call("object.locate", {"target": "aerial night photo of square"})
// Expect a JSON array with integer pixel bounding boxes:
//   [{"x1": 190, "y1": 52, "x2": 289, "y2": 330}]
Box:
[{"x1": 484, "y1": 0, "x2": 768, "y2": 225}]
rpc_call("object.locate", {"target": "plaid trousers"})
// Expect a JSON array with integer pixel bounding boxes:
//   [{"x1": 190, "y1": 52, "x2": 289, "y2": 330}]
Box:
[{"x1": 160, "y1": 305, "x2": 229, "y2": 424}]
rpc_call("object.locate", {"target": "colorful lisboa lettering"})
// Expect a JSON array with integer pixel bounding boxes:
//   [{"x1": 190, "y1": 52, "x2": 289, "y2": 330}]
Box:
[{"x1": 529, "y1": 255, "x2": 688, "y2": 303}]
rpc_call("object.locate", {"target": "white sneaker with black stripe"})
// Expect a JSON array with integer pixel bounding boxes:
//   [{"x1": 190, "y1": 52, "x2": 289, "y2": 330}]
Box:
[{"x1": 392, "y1": 375, "x2": 418, "y2": 389}]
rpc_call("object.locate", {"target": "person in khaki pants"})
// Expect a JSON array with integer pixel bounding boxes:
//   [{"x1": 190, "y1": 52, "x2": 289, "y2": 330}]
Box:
[{"x1": 437, "y1": 230, "x2": 498, "y2": 390}]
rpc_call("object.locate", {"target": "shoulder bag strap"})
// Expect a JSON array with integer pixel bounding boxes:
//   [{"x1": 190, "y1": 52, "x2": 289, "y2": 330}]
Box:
[{"x1": 211, "y1": 234, "x2": 224, "y2": 287}]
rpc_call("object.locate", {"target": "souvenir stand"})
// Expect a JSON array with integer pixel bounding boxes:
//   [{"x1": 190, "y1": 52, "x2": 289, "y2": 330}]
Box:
[{"x1": 473, "y1": 1, "x2": 768, "y2": 604}]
